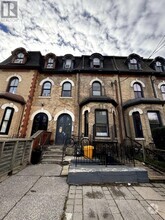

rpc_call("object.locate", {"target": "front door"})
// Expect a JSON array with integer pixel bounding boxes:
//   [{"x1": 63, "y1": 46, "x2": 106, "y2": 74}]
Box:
[
  {"x1": 55, "y1": 114, "x2": 72, "y2": 144},
  {"x1": 31, "y1": 113, "x2": 48, "y2": 135}
]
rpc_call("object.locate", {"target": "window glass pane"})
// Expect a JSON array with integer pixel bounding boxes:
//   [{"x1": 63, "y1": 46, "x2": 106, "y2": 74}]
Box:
[
  {"x1": 44, "y1": 82, "x2": 51, "y2": 89},
  {"x1": 96, "y1": 111, "x2": 107, "y2": 124},
  {"x1": 133, "y1": 112, "x2": 143, "y2": 138},
  {"x1": 4, "y1": 109, "x2": 12, "y2": 120},
  {"x1": 130, "y1": 58, "x2": 137, "y2": 64},
  {"x1": 148, "y1": 112, "x2": 159, "y2": 124},
  {"x1": 93, "y1": 58, "x2": 100, "y2": 67},
  {"x1": 10, "y1": 78, "x2": 18, "y2": 86},
  {"x1": 156, "y1": 61, "x2": 162, "y2": 67},
  {"x1": 48, "y1": 58, "x2": 54, "y2": 63},
  {"x1": 161, "y1": 85, "x2": 165, "y2": 92},
  {"x1": 17, "y1": 53, "x2": 24, "y2": 58},
  {"x1": 65, "y1": 59, "x2": 72, "y2": 68},
  {"x1": 0, "y1": 121, "x2": 8, "y2": 133},
  {"x1": 134, "y1": 83, "x2": 141, "y2": 91},
  {"x1": 63, "y1": 83, "x2": 71, "y2": 90}
]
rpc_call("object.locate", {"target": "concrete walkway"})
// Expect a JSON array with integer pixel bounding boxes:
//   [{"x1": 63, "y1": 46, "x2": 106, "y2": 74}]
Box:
[
  {"x1": 0, "y1": 164, "x2": 165, "y2": 220},
  {"x1": 0, "y1": 164, "x2": 68, "y2": 220}
]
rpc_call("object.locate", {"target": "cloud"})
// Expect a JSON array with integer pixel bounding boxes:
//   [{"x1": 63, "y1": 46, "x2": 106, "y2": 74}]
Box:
[{"x1": 0, "y1": 0, "x2": 165, "y2": 62}]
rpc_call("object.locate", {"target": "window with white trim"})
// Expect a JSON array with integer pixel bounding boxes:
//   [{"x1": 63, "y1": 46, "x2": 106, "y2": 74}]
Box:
[
  {"x1": 95, "y1": 110, "x2": 109, "y2": 137},
  {"x1": 62, "y1": 82, "x2": 72, "y2": 97},
  {"x1": 133, "y1": 83, "x2": 143, "y2": 98},
  {"x1": 132, "y1": 112, "x2": 143, "y2": 138},
  {"x1": 7, "y1": 77, "x2": 19, "y2": 94},
  {"x1": 0, "y1": 107, "x2": 14, "y2": 134},
  {"x1": 41, "y1": 81, "x2": 52, "y2": 96}
]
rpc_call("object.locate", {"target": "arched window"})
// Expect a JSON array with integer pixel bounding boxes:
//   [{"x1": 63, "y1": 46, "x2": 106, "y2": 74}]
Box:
[
  {"x1": 41, "y1": 81, "x2": 52, "y2": 96},
  {"x1": 0, "y1": 107, "x2": 14, "y2": 134},
  {"x1": 7, "y1": 77, "x2": 19, "y2": 93},
  {"x1": 62, "y1": 82, "x2": 72, "y2": 97},
  {"x1": 92, "y1": 81, "x2": 101, "y2": 96},
  {"x1": 84, "y1": 111, "x2": 89, "y2": 137},
  {"x1": 46, "y1": 58, "x2": 54, "y2": 68},
  {"x1": 161, "y1": 84, "x2": 165, "y2": 100},
  {"x1": 14, "y1": 52, "x2": 25, "y2": 64},
  {"x1": 93, "y1": 58, "x2": 101, "y2": 68},
  {"x1": 128, "y1": 58, "x2": 141, "y2": 70},
  {"x1": 132, "y1": 112, "x2": 143, "y2": 138},
  {"x1": 155, "y1": 61, "x2": 164, "y2": 72},
  {"x1": 133, "y1": 83, "x2": 143, "y2": 98}
]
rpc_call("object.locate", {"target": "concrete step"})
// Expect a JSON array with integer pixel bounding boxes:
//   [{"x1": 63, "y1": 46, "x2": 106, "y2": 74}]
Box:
[
  {"x1": 42, "y1": 154, "x2": 62, "y2": 159},
  {"x1": 41, "y1": 158, "x2": 62, "y2": 164},
  {"x1": 41, "y1": 145, "x2": 63, "y2": 164}
]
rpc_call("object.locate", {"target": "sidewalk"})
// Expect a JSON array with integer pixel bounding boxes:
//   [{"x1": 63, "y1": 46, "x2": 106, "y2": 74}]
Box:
[
  {"x1": 0, "y1": 164, "x2": 165, "y2": 220},
  {"x1": 0, "y1": 164, "x2": 68, "y2": 220}
]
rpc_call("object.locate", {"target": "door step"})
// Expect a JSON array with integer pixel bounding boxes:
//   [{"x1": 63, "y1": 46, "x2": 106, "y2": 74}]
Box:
[{"x1": 41, "y1": 145, "x2": 63, "y2": 164}]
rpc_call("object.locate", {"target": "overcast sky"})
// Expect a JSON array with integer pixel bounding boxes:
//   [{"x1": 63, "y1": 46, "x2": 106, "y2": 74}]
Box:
[{"x1": 0, "y1": 0, "x2": 165, "y2": 62}]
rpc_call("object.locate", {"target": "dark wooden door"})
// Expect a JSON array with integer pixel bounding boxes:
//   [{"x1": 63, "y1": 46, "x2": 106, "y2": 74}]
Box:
[{"x1": 55, "y1": 114, "x2": 72, "y2": 144}]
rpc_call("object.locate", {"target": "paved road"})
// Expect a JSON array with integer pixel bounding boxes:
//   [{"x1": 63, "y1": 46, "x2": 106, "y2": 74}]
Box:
[{"x1": 0, "y1": 164, "x2": 68, "y2": 220}]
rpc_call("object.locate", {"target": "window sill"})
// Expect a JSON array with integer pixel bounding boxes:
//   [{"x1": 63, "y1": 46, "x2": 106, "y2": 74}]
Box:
[
  {"x1": 0, "y1": 134, "x2": 9, "y2": 137},
  {"x1": 60, "y1": 97, "x2": 73, "y2": 99},
  {"x1": 38, "y1": 96, "x2": 51, "y2": 99},
  {"x1": 135, "y1": 138, "x2": 145, "y2": 141}
]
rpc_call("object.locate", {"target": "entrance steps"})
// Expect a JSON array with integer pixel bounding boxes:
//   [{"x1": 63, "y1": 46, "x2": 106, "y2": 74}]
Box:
[{"x1": 41, "y1": 145, "x2": 63, "y2": 164}]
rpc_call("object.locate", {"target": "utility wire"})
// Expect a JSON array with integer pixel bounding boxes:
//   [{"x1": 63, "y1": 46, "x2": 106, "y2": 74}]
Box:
[{"x1": 148, "y1": 35, "x2": 165, "y2": 59}]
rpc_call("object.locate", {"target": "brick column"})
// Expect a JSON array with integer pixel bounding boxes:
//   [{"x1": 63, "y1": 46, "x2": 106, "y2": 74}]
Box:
[{"x1": 19, "y1": 72, "x2": 38, "y2": 137}]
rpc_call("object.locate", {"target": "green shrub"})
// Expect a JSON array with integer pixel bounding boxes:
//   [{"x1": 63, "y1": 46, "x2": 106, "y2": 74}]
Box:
[{"x1": 152, "y1": 127, "x2": 165, "y2": 149}]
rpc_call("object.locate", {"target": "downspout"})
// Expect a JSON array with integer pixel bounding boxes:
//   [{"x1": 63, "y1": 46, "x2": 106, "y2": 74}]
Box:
[
  {"x1": 150, "y1": 74, "x2": 157, "y2": 98},
  {"x1": 113, "y1": 58, "x2": 127, "y2": 142}
]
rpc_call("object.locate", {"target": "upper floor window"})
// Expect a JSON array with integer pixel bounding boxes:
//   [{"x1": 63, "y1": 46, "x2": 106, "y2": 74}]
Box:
[
  {"x1": 62, "y1": 82, "x2": 72, "y2": 97},
  {"x1": 133, "y1": 83, "x2": 143, "y2": 98},
  {"x1": 12, "y1": 48, "x2": 28, "y2": 64},
  {"x1": 161, "y1": 85, "x2": 165, "y2": 100},
  {"x1": 90, "y1": 53, "x2": 103, "y2": 68},
  {"x1": 14, "y1": 52, "x2": 25, "y2": 64},
  {"x1": 46, "y1": 58, "x2": 54, "y2": 68},
  {"x1": 132, "y1": 112, "x2": 143, "y2": 138},
  {"x1": 64, "y1": 59, "x2": 72, "y2": 69},
  {"x1": 0, "y1": 107, "x2": 14, "y2": 134},
  {"x1": 93, "y1": 58, "x2": 101, "y2": 68},
  {"x1": 92, "y1": 81, "x2": 102, "y2": 96},
  {"x1": 44, "y1": 53, "x2": 56, "y2": 69},
  {"x1": 155, "y1": 61, "x2": 164, "y2": 72},
  {"x1": 63, "y1": 54, "x2": 74, "y2": 70},
  {"x1": 7, "y1": 77, "x2": 19, "y2": 94},
  {"x1": 127, "y1": 54, "x2": 141, "y2": 70},
  {"x1": 129, "y1": 58, "x2": 140, "y2": 70},
  {"x1": 41, "y1": 81, "x2": 52, "y2": 96}
]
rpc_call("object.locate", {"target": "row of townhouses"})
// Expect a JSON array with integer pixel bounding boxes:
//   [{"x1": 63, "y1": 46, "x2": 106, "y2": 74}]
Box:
[{"x1": 0, "y1": 47, "x2": 165, "y2": 147}]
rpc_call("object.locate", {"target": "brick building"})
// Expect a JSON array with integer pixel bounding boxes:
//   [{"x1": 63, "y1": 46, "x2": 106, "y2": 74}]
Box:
[{"x1": 0, "y1": 47, "x2": 165, "y2": 147}]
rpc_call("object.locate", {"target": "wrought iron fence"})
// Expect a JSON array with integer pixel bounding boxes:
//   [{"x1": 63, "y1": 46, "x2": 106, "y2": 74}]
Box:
[{"x1": 63, "y1": 136, "x2": 136, "y2": 167}]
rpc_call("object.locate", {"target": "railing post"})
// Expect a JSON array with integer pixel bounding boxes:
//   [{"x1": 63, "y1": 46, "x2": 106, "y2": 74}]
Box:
[
  {"x1": 0, "y1": 142, "x2": 5, "y2": 159},
  {"x1": 21, "y1": 141, "x2": 27, "y2": 165},
  {"x1": 10, "y1": 141, "x2": 19, "y2": 171}
]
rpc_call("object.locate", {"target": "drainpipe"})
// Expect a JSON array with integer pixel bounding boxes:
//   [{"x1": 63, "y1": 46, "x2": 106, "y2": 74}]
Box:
[
  {"x1": 150, "y1": 74, "x2": 157, "y2": 98},
  {"x1": 77, "y1": 71, "x2": 81, "y2": 139},
  {"x1": 113, "y1": 58, "x2": 126, "y2": 142}
]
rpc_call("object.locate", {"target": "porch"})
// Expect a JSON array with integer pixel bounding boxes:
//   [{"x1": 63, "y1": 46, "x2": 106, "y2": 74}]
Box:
[{"x1": 63, "y1": 137, "x2": 149, "y2": 184}]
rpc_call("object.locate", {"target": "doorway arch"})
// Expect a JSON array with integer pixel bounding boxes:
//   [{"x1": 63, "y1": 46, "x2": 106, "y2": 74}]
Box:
[
  {"x1": 55, "y1": 114, "x2": 72, "y2": 144},
  {"x1": 31, "y1": 113, "x2": 48, "y2": 135}
]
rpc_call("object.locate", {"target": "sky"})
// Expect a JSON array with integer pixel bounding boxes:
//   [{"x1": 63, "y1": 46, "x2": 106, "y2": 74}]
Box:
[{"x1": 0, "y1": 0, "x2": 165, "y2": 62}]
